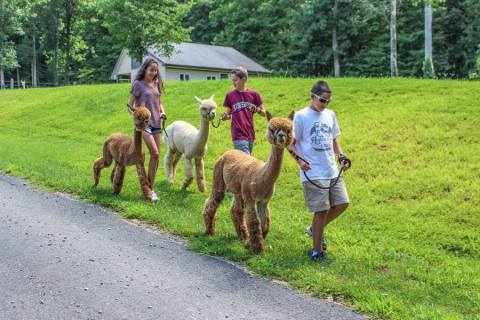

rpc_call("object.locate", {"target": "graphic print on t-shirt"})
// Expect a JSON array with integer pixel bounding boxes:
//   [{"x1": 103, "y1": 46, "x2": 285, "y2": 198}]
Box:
[
  {"x1": 232, "y1": 101, "x2": 254, "y2": 112},
  {"x1": 310, "y1": 122, "x2": 332, "y2": 152}
]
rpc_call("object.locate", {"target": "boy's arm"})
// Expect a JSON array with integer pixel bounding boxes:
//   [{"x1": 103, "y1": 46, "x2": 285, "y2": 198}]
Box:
[
  {"x1": 333, "y1": 138, "x2": 351, "y2": 169},
  {"x1": 221, "y1": 106, "x2": 232, "y2": 120},
  {"x1": 333, "y1": 138, "x2": 344, "y2": 157},
  {"x1": 288, "y1": 140, "x2": 311, "y2": 171},
  {"x1": 253, "y1": 92, "x2": 266, "y2": 117},
  {"x1": 255, "y1": 103, "x2": 266, "y2": 117}
]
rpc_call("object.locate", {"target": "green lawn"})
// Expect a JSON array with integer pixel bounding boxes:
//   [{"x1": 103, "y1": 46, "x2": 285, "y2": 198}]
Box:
[{"x1": 1, "y1": 78, "x2": 479, "y2": 319}]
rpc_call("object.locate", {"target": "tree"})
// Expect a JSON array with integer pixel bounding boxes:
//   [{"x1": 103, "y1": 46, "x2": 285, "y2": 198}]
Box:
[
  {"x1": 183, "y1": 0, "x2": 223, "y2": 44},
  {"x1": 390, "y1": 0, "x2": 398, "y2": 76},
  {"x1": 332, "y1": 0, "x2": 340, "y2": 77},
  {"x1": 101, "y1": 0, "x2": 190, "y2": 62},
  {"x1": 423, "y1": 2, "x2": 434, "y2": 77},
  {"x1": 0, "y1": 0, "x2": 23, "y2": 88}
]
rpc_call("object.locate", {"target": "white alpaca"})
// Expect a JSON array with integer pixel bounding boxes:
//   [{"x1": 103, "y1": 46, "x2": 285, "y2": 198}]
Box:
[{"x1": 164, "y1": 95, "x2": 217, "y2": 192}]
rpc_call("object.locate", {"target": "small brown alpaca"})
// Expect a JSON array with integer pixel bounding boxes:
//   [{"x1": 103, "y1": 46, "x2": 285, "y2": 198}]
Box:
[
  {"x1": 202, "y1": 111, "x2": 294, "y2": 253},
  {"x1": 93, "y1": 105, "x2": 152, "y2": 200}
]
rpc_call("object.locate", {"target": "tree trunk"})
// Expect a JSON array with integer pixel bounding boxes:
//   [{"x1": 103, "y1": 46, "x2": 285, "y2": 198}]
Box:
[
  {"x1": 0, "y1": 0, "x2": 3, "y2": 89},
  {"x1": 390, "y1": 0, "x2": 398, "y2": 77},
  {"x1": 54, "y1": 14, "x2": 59, "y2": 87},
  {"x1": 424, "y1": 3, "x2": 435, "y2": 77},
  {"x1": 0, "y1": 66, "x2": 4, "y2": 89},
  {"x1": 32, "y1": 35, "x2": 38, "y2": 87},
  {"x1": 64, "y1": 0, "x2": 75, "y2": 85},
  {"x1": 16, "y1": 68, "x2": 20, "y2": 88},
  {"x1": 332, "y1": 0, "x2": 340, "y2": 77}
]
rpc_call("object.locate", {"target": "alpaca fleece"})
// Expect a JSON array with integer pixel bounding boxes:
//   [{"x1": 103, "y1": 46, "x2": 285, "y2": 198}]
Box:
[
  {"x1": 164, "y1": 96, "x2": 217, "y2": 192},
  {"x1": 203, "y1": 111, "x2": 294, "y2": 253},
  {"x1": 93, "y1": 106, "x2": 152, "y2": 200}
]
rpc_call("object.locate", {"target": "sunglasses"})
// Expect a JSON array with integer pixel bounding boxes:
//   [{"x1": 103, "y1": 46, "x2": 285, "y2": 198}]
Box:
[{"x1": 312, "y1": 92, "x2": 331, "y2": 104}]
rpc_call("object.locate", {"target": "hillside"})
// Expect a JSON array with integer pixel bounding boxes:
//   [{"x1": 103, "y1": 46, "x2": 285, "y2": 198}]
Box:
[{"x1": 0, "y1": 78, "x2": 479, "y2": 319}]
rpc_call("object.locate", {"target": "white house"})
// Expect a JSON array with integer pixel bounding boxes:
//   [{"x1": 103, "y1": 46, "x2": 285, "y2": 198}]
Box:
[{"x1": 111, "y1": 42, "x2": 271, "y2": 82}]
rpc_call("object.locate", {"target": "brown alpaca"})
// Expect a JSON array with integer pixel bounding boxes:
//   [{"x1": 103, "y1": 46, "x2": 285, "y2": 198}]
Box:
[
  {"x1": 202, "y1": 111, "x2": 294, "y2": 253},
  {"x1": 93, "y1": 105, "x2": 152, "y2": 200}
]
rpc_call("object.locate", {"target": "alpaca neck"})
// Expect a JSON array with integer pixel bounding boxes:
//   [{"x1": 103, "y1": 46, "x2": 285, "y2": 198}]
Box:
[
  {"x1": 193, "y1": 117, "x2": 210, "y2": 152},
  {"x1": 133, "y1": 128, "x2": 143, "y2": 155},
  {"x1": 258, "y1": 144, "x2": 285, "y2": 186}
]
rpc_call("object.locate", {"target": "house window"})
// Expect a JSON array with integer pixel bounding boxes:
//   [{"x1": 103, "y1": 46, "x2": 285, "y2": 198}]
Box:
[
  {"x1": 220, "y1": 73, "x2": 229, "y2": 79},
  {"x1": 180, "y1": 73, "x2": 191, "y2": 81},
  {"x1": 207, "y1": 75, "x2": 217, "y2": 80}
]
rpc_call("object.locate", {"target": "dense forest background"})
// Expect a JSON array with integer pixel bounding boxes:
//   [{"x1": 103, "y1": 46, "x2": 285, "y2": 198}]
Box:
[{"x1": 1, "y1": 0, "x2": 479, "y2": 87}]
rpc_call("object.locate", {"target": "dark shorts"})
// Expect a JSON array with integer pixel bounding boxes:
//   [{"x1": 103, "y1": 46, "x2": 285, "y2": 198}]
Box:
[{"x1": 144, "y1": 124, "x2": 162, "y2": 135}]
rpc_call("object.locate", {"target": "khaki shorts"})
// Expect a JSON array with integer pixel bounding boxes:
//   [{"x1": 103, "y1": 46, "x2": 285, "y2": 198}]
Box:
[{"x1": 302, "y1": 176, "x2": 350, "y2": 212}]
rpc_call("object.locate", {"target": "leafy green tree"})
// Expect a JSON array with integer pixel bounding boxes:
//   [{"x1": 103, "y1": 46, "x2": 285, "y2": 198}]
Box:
[
  {"x1": 184, "y1": 0, "x2": 223, "y2": 44},
  {"x1": 101, "y1": 0, "x2": 190, "y2": 62},
  {"x1": 0, "y1": 0, "x2": 23, "y2": 88},
  {"x1": 76, "y1": 0, "x2": 118, "y2": 82}
]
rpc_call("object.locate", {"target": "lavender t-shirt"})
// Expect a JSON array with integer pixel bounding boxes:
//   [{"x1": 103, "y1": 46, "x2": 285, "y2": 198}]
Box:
[
  {"x1": 131, "y1": 80, "x2": 162, "y2": 127},
  {"x1": 223, "y1": 89, "x2": 263, "y2": 141}
]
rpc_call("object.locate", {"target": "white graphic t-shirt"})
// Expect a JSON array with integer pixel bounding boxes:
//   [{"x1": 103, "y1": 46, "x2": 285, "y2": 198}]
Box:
[{"x1": 293, "y1": 106, "x2": 341, "y2": 181}]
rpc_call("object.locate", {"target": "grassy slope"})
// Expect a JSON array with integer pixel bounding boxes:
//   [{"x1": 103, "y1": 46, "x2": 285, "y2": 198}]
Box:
[{"x1": 0, "y1": 78, "x2": 479, "y2": 319}]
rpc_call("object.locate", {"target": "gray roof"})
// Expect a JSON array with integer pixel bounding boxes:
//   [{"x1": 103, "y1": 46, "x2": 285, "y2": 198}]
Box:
[{"x1": 148, "y1": 43, "x2": 271, "y2": 74}]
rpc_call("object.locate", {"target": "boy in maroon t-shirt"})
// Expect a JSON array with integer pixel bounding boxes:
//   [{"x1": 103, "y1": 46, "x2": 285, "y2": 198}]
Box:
[{"x1": 221, "y1": 67, "x2": 266, "y2": 155}]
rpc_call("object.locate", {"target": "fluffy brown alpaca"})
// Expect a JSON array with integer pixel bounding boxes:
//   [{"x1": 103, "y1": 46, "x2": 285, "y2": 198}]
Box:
[
  {"x1": 202, "y1": 111, "x2": 294, "y2": 253},
  {"x1": 93, "y1": 105, "x2": 152, "y2": 200}
]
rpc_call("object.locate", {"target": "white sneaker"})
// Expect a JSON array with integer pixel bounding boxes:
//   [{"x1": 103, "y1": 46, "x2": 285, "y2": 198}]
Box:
[
  {"x1": 306, "y1": 225, "x2": 313, "y2": 236},
  {"x1": 151, "y1": 190, "x2": 159, "y2": 202}
]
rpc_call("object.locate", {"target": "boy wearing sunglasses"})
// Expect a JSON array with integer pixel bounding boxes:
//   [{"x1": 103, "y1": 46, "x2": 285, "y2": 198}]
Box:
[{"x1": 288, "y1": 80, "x2": 351, "y2": 261}]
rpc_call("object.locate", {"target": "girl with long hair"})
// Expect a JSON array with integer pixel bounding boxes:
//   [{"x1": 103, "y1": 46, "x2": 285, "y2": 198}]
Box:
[{"x1": 128, "y1": 58, "x2": 166, "y2": 201}]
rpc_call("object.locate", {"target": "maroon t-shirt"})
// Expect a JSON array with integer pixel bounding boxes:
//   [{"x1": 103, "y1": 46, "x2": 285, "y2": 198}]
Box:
[{"x1": 223, "y1": 89, "x2": 263, "y2": 141}]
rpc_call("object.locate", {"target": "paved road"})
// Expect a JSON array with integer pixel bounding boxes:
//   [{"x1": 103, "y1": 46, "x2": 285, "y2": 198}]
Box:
[{"x1": 0, "y1": 173, "x2": 365, "y2": 320}]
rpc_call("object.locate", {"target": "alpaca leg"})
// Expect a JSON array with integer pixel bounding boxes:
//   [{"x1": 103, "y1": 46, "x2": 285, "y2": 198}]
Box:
[
  {"x1": 110, "y1": 162, "x2": 117, "y2": 184},
  {"x1": 257, "y1": 201, "x2": 271, "y2": 240},
  {"x1": 164, "y1": 148, "x2": 176, "y2": 184},
  {"x1": 112, "y1": 165, "x2": 126, "y2": 195},
  {"x1": 171, "y1": 151, "x2": 181, "y2": 181},
  {"x1": 231, "y1": 194, "x2": 247, "y2": 239},
  {"x1": 93, "y1": 142, "x2": 113, "y2": 187},
  {"x1": 136, "y1": 163, "x2": 152, "y2": 200},
  {"x1": 194, "y1": 158, "x2": 206, "y2": 193},
  {"x1": 203, "y1": 157, "x2": 226, "y2": 235},
  {"x1": 203, "y1": 191, "x2": 224, "y2": 235},
  {"x1": 93, "y1": 158, "x2": 104, "y2": 187},
  {"x1": 246, "y1": 200, "x2": 264, "y2": 254},
  {"x1": 181, "y1": 158, "x2": 194, "y2": 190}
]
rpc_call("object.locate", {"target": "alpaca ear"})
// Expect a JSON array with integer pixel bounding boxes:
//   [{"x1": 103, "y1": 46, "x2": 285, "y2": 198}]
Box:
[
  {"x1": 209, "y1": 94, "x2": 215, "y2": 101},
  {"x1": 266, "y1": 111, "x2": 272, "y2": 121},
  {"x1": 288, "y1": 111, "x2": 295, "y2": 120},
  {"x1": 195, "y1": 96, "x2": 203, "y2": 103}
]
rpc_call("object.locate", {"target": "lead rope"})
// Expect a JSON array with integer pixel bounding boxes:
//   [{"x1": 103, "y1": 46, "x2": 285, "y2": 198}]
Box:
[
  {"x1": 210, "y1": 105, "x2": 261, "y2": 129},
  {"x1": 161, "y1": 116, "x2": 168, "y2": 138},
  {"x1": 289, "y1": 150, "x2": 349, "y2": 190}
]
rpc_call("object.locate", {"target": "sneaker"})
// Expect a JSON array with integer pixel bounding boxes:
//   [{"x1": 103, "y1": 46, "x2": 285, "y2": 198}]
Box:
[
  {"x1": 309, "y1": 250, "x2": 328, "y2": 262},
  {"x1": 306, "y1": 225, "x2": 313, "y2": 236},
  {"x1": 306, "y1": 226, "x2": 327, "y2": 251},
  {"x1": 151, "y1": 190, "x2": 159, "y2": 202}
]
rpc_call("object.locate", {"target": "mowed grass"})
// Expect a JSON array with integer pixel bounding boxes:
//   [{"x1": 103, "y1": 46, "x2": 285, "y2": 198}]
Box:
[{"x1": 1, "y1": 78, "x2": 479, "y2": 319}]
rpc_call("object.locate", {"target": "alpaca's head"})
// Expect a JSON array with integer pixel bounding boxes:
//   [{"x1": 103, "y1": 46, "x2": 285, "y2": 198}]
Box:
[
  {"x1": 195, "y1": 95, "x2": 217, "y2": 121},
  {"x1": 132, "y1": 104, "x2": 151, "y2": 130},
  {"x1": 265, "y1": 111, "x2": 294, "y2": 149}
]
